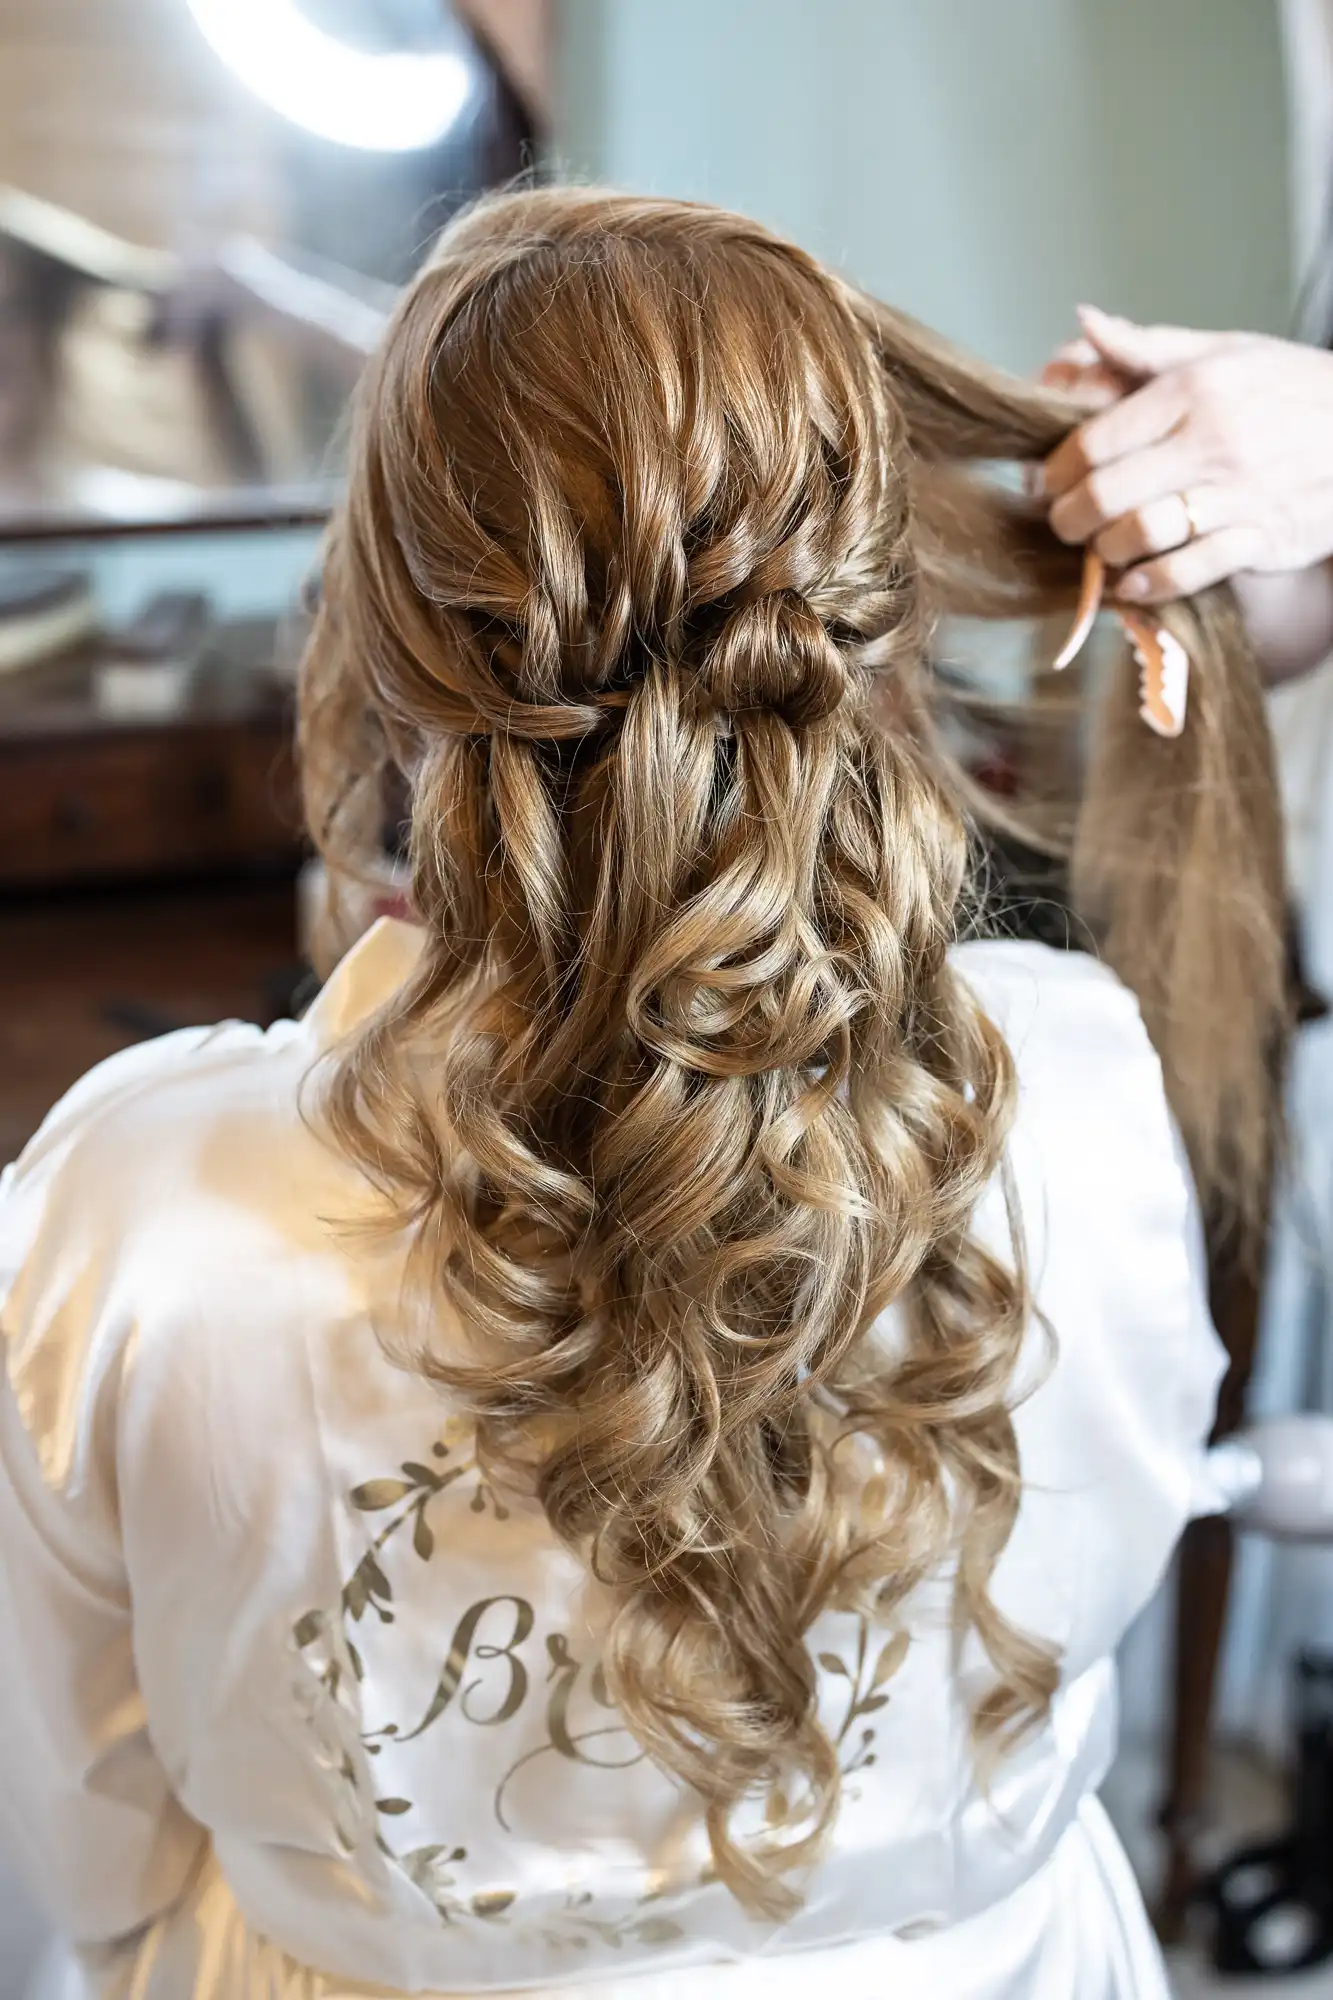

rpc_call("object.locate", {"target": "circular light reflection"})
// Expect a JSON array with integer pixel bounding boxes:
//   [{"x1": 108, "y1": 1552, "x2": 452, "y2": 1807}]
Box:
[{"x1": 186, "y1": 0, "x2": 471, "y2": 152}]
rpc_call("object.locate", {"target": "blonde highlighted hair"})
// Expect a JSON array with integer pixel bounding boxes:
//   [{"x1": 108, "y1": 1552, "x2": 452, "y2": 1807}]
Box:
[{"x1": 301, "y1": 187, "x2": 1284, "y2": 1914}]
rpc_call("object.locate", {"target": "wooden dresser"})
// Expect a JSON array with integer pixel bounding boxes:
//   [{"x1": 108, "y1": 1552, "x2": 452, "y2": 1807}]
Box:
[
  {"x1": 0, "y1": 655, "x2": 301, "y2": 889},
  {"x1": 0, "y1": 630, "x2": 307, "y2": 1164}
]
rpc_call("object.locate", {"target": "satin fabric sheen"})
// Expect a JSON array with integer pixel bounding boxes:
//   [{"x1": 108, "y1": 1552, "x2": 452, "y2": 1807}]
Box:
[{"x1": 0, "y1": 924, "x2": 1222, "y2": 1999}]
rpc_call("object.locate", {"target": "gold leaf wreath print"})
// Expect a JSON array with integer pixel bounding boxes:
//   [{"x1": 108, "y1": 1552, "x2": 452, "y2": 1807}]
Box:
[{"x1": 291, "y1": 1423, "x2": 910, "y2": 1943}]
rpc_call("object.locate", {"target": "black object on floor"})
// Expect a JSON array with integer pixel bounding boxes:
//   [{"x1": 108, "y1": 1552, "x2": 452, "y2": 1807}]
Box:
[{"x1": 1198, "y1": 1651, "x2": 1333, "y2": 1974}]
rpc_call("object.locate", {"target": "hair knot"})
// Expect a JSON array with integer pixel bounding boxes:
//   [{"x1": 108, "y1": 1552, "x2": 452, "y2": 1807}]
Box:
[{"x1": 696, "y1": 591, "x2": 849, "y2": 727}]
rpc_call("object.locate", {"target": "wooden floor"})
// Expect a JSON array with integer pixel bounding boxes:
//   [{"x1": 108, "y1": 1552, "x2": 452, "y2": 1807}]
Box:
[{"x1": 0, "y1": 877, "x2": 300, "y2": 1162}]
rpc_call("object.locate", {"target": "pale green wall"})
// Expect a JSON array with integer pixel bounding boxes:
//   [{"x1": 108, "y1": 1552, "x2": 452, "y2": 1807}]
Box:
[{"x1": 555, "y1": 0, "x2": 1291, "y2": 376}]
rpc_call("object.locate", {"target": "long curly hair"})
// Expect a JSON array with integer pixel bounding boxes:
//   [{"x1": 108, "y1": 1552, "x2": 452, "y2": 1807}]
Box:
[{"x1": 300, "y1": 187, "x2": 1285, "y2": 1914}]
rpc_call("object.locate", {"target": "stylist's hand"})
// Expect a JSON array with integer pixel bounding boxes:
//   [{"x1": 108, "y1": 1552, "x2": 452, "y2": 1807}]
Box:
[{"x1": 1039, "y1": 305, "x2": 1333, "y2": 606}]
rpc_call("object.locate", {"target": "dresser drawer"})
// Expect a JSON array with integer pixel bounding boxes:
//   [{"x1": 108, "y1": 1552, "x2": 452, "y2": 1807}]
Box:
[{"x1": 0, "y1": 718, "x2": 301, "y2": 887}]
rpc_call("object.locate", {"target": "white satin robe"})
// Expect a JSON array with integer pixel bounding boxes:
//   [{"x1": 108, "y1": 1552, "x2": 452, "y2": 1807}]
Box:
[{"x1": 0, "y1": 922, "x2": 1223, "y2": 2000}]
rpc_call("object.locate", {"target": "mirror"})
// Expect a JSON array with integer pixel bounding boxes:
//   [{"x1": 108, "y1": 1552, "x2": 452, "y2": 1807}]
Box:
[{"x1": 0, "y1": 0, "x2": 545, "y2": 534}]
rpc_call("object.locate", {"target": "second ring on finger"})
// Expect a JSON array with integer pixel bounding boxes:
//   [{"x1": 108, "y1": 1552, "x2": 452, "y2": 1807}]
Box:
[{"x1": 1093, "y1": 488, "x2": 1218, "y2": 570}]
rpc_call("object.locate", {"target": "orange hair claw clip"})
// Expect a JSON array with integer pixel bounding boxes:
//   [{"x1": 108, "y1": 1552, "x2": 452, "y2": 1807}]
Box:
[
  {"x1": 1052, "y1": 549, "x2": 1106, "y2": 672},
  {"x1": 1051, "y1": 548, "x2": 1189, "y2": 740}
]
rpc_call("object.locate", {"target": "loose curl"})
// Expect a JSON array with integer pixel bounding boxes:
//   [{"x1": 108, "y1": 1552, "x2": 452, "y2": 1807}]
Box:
[{"x1": 300, "y1": 187, "x2": 1285, "y2": 1914}]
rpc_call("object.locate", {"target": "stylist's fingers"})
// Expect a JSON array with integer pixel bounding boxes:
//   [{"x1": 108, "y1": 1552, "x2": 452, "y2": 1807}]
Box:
[
  {"x1": 1041, "y1": 353, "x2": 1125, "y2": 407},
  {"x1": 1043, "y1": 337, "x2": 1100, "y2": 374},
  {"x1": 1041, "y1": 337, "x2": 1112, "y2": 386},
  {"x1": 1042, "y1": 371, "x2": 1191, "y2": 498},
  {"x1": 1075, "y1": 305, "x2": 1233, "y2": 379},
  {"x1": 1115, "y1": 525, "x2": 1265, "y2": 605},
  {"x1": 1047, "y1": 439, "x2": 1192, "y2": 544},
  {"x1": 1093, "y1": 493, "x2": 1197, "y2": 569},
  {"x1": 1092, "y1": 482, "x2": 1239, "y2": 570}
]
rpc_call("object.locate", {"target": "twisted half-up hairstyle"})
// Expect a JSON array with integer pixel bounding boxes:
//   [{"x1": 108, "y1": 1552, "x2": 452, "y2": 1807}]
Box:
[{"x1": 301, "y1": 187, "x2": 1285, "y2": 1914}]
